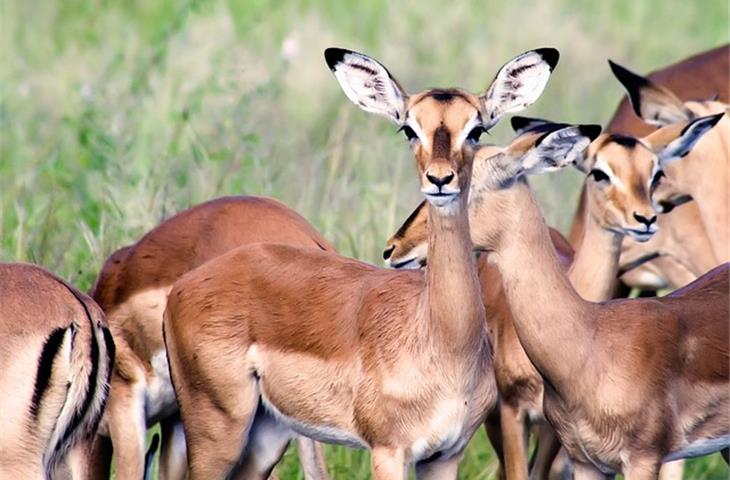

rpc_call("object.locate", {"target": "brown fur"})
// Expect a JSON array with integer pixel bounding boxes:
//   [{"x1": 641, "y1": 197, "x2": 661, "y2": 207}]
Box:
[
  {"x1": 88, "y1": 195, "x2": 333, "y2": 480},
  {"x1": 0, "y1": 263, "x2": 113, "y2": 479},
  {"x1": 475, "y1": 166, "x2": 729, "y2": 478}
]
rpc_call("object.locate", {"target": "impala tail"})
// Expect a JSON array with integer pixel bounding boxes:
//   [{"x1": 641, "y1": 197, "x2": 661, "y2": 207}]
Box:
[{"x1": 36, "y1": 286, "x2": 115, "y2": 475}]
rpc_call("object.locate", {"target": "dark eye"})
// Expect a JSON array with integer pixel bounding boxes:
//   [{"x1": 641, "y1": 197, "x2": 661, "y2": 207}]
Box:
[
  {"x1": 466, "y1": 126, "x2": 485, "y2": 143},
  {"x1": 398, "y1": 125, "x2": 418, "y2": 142},
  {"x1": 589, "y1": 169, "x2": 610, "y2": 183},
  {"x1": 651, "y1": 170, "x2": 665, "y2": 190}
]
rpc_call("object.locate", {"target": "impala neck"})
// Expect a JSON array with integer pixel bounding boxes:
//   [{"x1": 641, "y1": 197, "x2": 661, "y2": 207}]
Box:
[
  {"x1": 425, "y1": 194, "x2": 485, "y2": 352},
  {"x1": 479, "y1": 181, "x2": 594, "y2": 393},
  {"x1": 568, "y1": 199, "x2": 624, "y2": 302}
]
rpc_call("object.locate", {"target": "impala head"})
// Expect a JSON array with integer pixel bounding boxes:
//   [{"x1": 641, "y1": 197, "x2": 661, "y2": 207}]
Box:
[
  {"x1": 609, "y1": 60, "x2": 726, "y2": 213},
  {"x1": 325, "y1": 47, "x2": 559, "y2": 214},
  {"x1": 384, "y1": 123, "x2": 599, "y2": 268}
]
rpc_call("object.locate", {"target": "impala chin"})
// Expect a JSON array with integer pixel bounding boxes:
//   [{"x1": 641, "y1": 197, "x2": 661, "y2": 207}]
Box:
[
  {"x1": 625, "y1": 226, "x2": 658, "y2": 242},
  {"x1": 389, "y1": 256, "x2": 424, "y2": 270}
]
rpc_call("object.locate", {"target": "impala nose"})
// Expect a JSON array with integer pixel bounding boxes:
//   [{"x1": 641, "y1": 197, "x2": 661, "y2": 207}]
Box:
[
  {"x1": 633, "y1": 212, "x2": 657, "y2": 228},
  {"x1": 383, "y1": 244, "x2": 395, "y2": 260},
  {"x1": 426, "y1": 172, "x2": 454, "y2": 189}
]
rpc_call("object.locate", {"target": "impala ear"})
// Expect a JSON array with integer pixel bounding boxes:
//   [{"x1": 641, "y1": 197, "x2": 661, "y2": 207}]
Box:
[
  {"x1": 513, "y1": 124, "x2": 601, "y2": 176},
  {"x1": 481, "y1": 48, "x2": 559, "y2": 130},
  {"x1": 609, "y1": 60, "x2": 692, "y2": 126},
  {"x1": 655, "y1": 112, "x2": 724, "y2": 166},
  {"x1": 510, "y1": 116, "x2": 564, "y2": 134},
  {"x1": 325, "y1": 48, "x2": 407, "y2": 124}
]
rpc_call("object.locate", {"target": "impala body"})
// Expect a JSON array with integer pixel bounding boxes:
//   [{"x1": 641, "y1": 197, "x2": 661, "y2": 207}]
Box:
[{"x1": 88, "y1": 195, "x2": 332, "y2": 480}]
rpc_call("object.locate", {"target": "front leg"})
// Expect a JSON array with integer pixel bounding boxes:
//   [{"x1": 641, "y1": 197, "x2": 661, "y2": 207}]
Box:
[
  {"x1": 500, "y1": 401, "x2": 529, "y2": 480},
  {"x1": 415, "y1": 453, "x2": 462, "y2": 480},
  {"x1": 371, "y1": 447, "x2": 408, "y2": 480}
]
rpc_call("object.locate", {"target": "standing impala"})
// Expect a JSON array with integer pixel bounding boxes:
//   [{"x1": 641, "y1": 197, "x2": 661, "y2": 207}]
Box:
[
  {"x1": 437, "y1": 119, "x2": 728, "y2": 478},
  {"x1": 87, "y1": 196, "x2": 333, "y2": 479},
  {"x1": 384, "y1": 108, "x2": 721, "y2": 478},
  {"x1": 0, "y1": 263, "x2": 114, "y2": 479},
  {"x1": 162, "y1": 47, "x2": 559, "y2": 479}
]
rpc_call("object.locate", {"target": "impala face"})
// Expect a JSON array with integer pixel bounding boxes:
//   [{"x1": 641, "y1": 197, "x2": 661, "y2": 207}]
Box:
[
  {"x1": 582, "y1": 135, "x2": 661, "y2": 242},
  {"x1": 325, "y1": 47, "x2": 559, "y2": 214}
]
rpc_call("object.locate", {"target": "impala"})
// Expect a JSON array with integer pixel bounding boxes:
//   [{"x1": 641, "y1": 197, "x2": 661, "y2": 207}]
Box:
[
  {"x1": 385, "y1": 107, "x2": 720, "y2": 478},
  {"x1": 87, "y1": 196, "x2": 333, "y2": 479},
  {"x1": 438, "y1": 118, "x2": 728, "y2": 478},
  {"x1": 0, "y1": 263, "x2": 114, "y2": 479},
  {"x1": 163, "y1": 47, "x2": 559, "y2": 479},
  {"x1": 610, "y1": 59, "x2": 729, "y2": 266},
  {"x1": 568, "y1": 46, "x2": 729, "y2": 292}
]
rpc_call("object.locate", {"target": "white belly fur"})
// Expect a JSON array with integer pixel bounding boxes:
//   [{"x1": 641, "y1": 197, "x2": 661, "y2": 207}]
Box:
[{"x1": 145, "y1": 350, "x2": 177, "y2": 423}]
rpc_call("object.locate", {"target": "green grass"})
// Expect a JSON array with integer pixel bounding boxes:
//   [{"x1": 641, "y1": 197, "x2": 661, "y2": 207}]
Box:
[{"x1": 2, "y1": 0, "x2": 728, "y2": 478}]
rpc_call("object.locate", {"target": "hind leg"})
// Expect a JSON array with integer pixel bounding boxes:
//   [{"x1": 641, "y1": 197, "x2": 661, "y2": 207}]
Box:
[
  {"x1": 233, "y1": 405, "x2": 293, "y2": 480},
  {"x1": 159, "y1": 413, "x2": 188, "y2": 480},
  {"x1": 296, "y1": 438, "x2": 330, "y2": 480},
  {"x1": 107, "y1": 377, "x2": 148, "y2": 480}
]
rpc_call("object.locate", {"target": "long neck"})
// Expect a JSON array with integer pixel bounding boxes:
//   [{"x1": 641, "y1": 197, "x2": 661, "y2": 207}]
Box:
[
  {"x1": 476, "y1": 182, "x2": 595, "y2": 392},
  {"x1": 567, "y1": 198, "x2": 624, "y2": 302},
  {"x1": 424, "y1": 195, "x2": 485, "y2": 352}
]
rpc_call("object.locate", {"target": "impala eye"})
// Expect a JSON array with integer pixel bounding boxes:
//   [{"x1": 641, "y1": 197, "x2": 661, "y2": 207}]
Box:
[
  {"x1": 589, "y1": 169, "x2": 610, "y2": 183},
  {"x1": 466, "y1": 126, "x2": 485, "y2": 143},
  {"x1": 398, "y1": 125, "x2": 418, "y2": 142},
  {"x1": 651, "y1": 170, "x2": 665, "y2": 190}
]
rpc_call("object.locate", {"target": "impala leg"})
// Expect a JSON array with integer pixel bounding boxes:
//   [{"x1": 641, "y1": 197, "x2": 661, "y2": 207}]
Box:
[
  {"x1": 371, "y1": 447, "x2": 408, "y2": 480},
  {"x1": 159, "y1": 413, "x2": 188, "y2": 480},
  {"x1": 296, "y1": 438, "x2": 330, "y2": 480},
  {"x1": 107, "y1": 378, "x2": 147, "y2": 480},
  {"x1": 233, "y1": 405, "x2": 293, "y2": 480},
  {"x1": 181, "y1": 378, "x2": 258, "y2": 480},
  {"x1": 415, "y1": 452, "x2": 462, "y2": 479},
  {"x1": 623, "y1": 458, "x2": 660, "y2": 480},
  {"x1": 500, "y1": 401, "x2": 529, "y2": 480},
  {"x1": 529, "y1": 423, "x2": 562, "y2": 480},
  {"x1": 484, "y1": 409, "x2": 506, "y2": 480},
  {"x1": 657, "y1": 459, "x2": 684, "y2": 480}
]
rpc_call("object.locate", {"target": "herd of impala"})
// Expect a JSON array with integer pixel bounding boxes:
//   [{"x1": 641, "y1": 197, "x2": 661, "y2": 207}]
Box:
[{"x1": 1, "y1": 43, "x2": 728, "y2": 480}]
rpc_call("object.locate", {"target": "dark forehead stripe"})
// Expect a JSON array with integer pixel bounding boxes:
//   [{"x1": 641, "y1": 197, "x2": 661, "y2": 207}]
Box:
[
  {"x1": 605, "y1": 133, "x2": 639, "y2": 148},
  {"x1": 412, "y1": 88, "x2": 470, "y2": 106},
  {"x1": 394, "y1": 200, "x2": 427, "y2": 239},
  {"x1": 432, "y1": 125, "x2": 451, "y2": 158}
]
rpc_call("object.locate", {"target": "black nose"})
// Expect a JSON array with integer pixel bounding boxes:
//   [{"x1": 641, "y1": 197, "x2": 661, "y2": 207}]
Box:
[
  {"x1": 383, "y1": 245, "x2": 395, "y2": 260},
  {"x1": 426, "y1": 172, "x2": 454, "y2": 188},
  {"x1": 633, "y1": 213, "x2": 657, "y2": 227}
]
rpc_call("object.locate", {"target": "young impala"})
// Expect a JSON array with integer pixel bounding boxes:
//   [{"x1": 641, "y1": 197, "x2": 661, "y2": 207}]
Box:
[
  {"x1": 427, "y1": 118, "x2": 727, "y2": 479},
  {"x1": 163, "y1": 47, "x2": 559, "y2": 479},
  {"x1": 86, "y1": 196, "x2": 333, "y2": 480},
  {"x1": 0, "y1": 263, "x2": 114, "y2": 479},
  {"x1": 385, "y1": 107, "x2": 721, "y2": 478},
  {"x1": 568, "y1": 46, "x2": 729, "y2": 292}
]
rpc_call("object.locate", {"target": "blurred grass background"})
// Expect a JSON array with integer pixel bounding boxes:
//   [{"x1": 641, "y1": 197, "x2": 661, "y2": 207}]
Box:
[{"x1": 1, "y1": 0, "x2": 728, "y2": 478}]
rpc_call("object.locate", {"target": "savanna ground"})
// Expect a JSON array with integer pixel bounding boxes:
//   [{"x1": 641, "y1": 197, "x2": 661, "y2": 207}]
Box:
[{"x1": 1, "y1": 0, "x2": 728, "y2": 478}]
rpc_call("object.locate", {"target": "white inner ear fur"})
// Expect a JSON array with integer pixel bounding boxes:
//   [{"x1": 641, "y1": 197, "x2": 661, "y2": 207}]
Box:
[
  {"x1": 482, "y1": 51, "x2": 554, "y2": 128},
  {"x1": 331, "y1": 52, "x2": 406, "y2": 123},
  {"x1": 522, "y1": 128, "x2": 591, "y2": 174},
  {"x1": 657, "y1": 116, "x2": 721, "y2": 166}
]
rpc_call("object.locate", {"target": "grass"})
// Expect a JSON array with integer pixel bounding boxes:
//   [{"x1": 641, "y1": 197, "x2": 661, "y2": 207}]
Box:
[{"x1": 2, "y1": 0, "x2": 728, "y2": 477}]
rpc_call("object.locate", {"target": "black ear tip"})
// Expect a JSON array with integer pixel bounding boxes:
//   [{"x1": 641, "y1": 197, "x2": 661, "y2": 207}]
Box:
[
  {"x1": 535, "y1": 48, "x2": 560, "y2": 71},
  {"x1": 710, "y1": 111, "x2": 726, "y2": 126},
  {"x1": 579, "y1": 124, "x2": 603, "y2": 141},
  {"x1": 511, "y1": 116, "x2": 531, "y2": 132},
  {"x1": 608, "y1": 59, "x2": 647, "y2": 86},
  {"x1": 324, "y1": 47, "x2": 350, "y2": 70}
]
